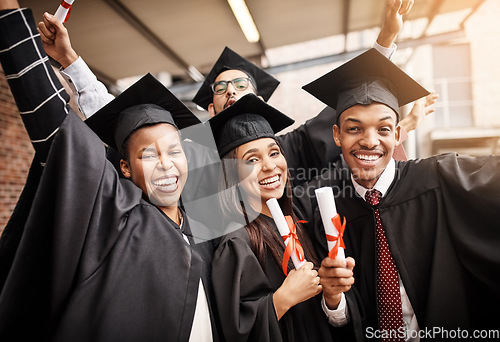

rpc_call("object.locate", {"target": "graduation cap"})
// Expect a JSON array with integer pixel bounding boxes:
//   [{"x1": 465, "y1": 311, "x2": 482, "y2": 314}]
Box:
[
  {"x1": 302, "y1": 48, "x2": 429, "y2": 119},
  {"x1": 207, "y1": 93, "x2": 294, "y2": 157},
  {"x1": 86, "y1": 73, "x2": 201, "y2": 153},
  {"x1": 192, "y1": 47, "x2": 280, "y2": 110}
]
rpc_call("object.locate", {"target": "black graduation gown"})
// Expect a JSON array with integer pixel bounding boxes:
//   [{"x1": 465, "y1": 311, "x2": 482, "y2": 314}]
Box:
[
  {"x1": 212, "y1": 216, "x2": 336, "y2": 342},
  {"x1": 278, "y1": 106, "x2": 341, "y2": 185},
  {"x1": 0, "y1": 9, "x2": 219, "y2": 342},
  {"x1": 294, "y1": 155, "x2": 500, "y2": 341},
  {"x1": 0, "y1": 114, "x2": 220, "y2": 342}
]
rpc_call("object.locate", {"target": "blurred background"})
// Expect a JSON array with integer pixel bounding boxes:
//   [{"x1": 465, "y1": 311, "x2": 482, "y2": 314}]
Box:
[{"x1": 1, "y1": 0, "x2": 499, "y2": 231}]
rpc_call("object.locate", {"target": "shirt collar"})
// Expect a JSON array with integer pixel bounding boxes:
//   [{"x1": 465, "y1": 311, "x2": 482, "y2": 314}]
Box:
[{"x1": 351, "y1": 159, "x2": 396, "y2": 201}]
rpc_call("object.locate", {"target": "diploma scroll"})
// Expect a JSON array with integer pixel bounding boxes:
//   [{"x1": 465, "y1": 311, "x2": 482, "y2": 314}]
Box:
[
  {"x1": 266, "y1": 198, "x2": 306, "y2": 275},
  {"x1": 315, "y1": 187, "x2": 346, "y2": 260},
  {"x1": 54, "y1": 0, "x2": 75, "y2": 23}
]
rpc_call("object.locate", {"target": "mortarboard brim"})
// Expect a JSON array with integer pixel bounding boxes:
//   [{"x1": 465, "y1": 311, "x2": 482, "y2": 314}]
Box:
[
  {"x1": 302, "y1": 48, "x2": 429, "y2": 118},
  {"x1": 86, "y1": 73, "x2": 201, "y2": 153},
  {"x1": 207, "y1": 93, "x2": 294, "y2": 157},
  {"x1": 192, "y1": 47, "x2": 280, "y2": 110}
]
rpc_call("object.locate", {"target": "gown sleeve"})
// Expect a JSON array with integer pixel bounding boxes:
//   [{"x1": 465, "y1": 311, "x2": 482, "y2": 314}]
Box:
[
  {"x1": 437, "y1": 154, "x2": 500, "y2": 295},
  {"x1": 0, "y1": 8, "x2": 69, "y2": 164},
  {"x1": 277, "y1": 106, "x2": 341, "y2": 186},
  {"x1": 212, "y1": 229, "x2": 283, "y2": 342},
  {"x1": 0, "y1": 8, "x2": 143, "y2": 336}
]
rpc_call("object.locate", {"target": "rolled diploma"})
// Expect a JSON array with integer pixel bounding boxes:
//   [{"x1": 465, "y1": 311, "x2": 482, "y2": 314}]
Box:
[
  {"x1": 266, "y1": 198, "x2": 306, "y2": 270},
  {"x1": 54, "y1": 0, "x2": 75, "y2": 23},
  {"x1": 315, "y1": 187, "x2": 345, "y2": 260}
]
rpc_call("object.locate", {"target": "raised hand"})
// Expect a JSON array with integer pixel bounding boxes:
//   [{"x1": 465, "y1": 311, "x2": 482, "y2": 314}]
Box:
[
  {"x1": 400, "y1": 91, "x2": 439, "y2": 133},
  {"x1": 37, "y1": 12, "x2": 78, "y2": 68},
  {"x1": 377, "y1": 0, "x2": 415, "y2": 48}
]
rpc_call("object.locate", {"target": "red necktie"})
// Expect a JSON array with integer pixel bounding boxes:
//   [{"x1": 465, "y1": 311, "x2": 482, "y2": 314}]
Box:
[{"x1": 365, "y1": 189, "x2": 404, "y2": 342}]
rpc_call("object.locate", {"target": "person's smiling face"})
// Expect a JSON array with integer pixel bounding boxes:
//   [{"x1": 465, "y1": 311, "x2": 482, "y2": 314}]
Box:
[
  {"x1": 333, "y1": 103, "x2": 400, "y2": 189},
  {"x1": 120, "y1": 123, "x2": 188, "y2": 209},
  {"x1": 235, "y1": 137, "x2": 287, "y2": 214}
]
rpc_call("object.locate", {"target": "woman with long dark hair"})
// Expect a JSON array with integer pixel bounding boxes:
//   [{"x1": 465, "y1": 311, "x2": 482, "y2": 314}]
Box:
[{"x1": 209, "y1": 94, "x2": 341, "y2": 342}]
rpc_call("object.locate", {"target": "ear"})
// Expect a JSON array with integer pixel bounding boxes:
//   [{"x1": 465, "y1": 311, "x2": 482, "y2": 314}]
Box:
[
  {"x1": 394, "y1": 125, "x2": 402, "y2": 146},
  {"x1": 333, "y1": 124, "x2": 341, "y2": 147},
  {"x1": 208, "y1": 103, "x2": 216, "y2": 118},
  {"x1": 120, "y1": 159, "x2": 131, "y2": 179}
]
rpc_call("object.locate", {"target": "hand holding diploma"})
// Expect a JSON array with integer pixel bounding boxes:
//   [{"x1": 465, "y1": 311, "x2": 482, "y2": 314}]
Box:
[
  {"x1": 38, "y1": 9, "x2": 79, "y2": 69},
  {"x1": 266, "y1": 198, "x2": 306, "y2": 275},
  {"x1": 315, "y1": 187, "x2": 346, "y2": 260}
]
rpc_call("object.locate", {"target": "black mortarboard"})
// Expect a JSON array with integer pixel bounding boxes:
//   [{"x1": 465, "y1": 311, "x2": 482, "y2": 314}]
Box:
[
  {"x1": 302, "y1": 48, "x2": 429, "y2": 118},
  {"x1": 86, "y1": 73, "x2": 201, "y2": 153},
  {"x1": 192, "y1": 47, "x2": 280, "y2": 110},
  {"x1": 207, "y1": 93, "x2": 294, "y2": 157}
]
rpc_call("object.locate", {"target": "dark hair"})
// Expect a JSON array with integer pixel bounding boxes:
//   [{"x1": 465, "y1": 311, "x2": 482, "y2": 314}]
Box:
[{"x1": 218, "y1": 140, "x2": 320, "y2": 272}]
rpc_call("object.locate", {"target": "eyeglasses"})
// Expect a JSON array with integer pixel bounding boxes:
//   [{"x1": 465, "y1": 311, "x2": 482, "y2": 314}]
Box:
[{"x1": 210, "y1": 77, "x2": 253, "y2": 95}]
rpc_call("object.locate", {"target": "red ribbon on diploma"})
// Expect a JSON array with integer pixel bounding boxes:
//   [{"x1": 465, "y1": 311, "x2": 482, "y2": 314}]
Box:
[
  {"x1": 325, "y1": 214, "x2": 346, "y2": 259},
  {"x1": 281, "y1": 216, "x2": 307, "y2": 275},
  {"x1": 60, "y1": 0, "x2": 72, "y2": 23}
]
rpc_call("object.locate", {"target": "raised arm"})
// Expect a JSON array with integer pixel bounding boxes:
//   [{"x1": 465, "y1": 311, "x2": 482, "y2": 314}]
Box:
[
  {"x1": 37, "y1": 12, "x2": 114, "y2": 118},
  {"x1": 376, "y1": 0, "x2": 414, "y2": 48},
  {"x1": 0, "y1": 2, "x2": 69, "y2": 164}
]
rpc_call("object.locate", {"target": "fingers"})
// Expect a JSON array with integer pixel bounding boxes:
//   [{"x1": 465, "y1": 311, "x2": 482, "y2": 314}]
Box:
[
  {"x1": 320, "y1": 278, "x2": 353, "y2": 296},
  {"x1": 320, "y1": 270, "x2": 355, "y2": 292},
  {"x1": 298, "y1": 262, "x2": 322, "y2": 291},
  {"x1": 318, "y1": 265, "x2": 353, "y2": 281},
  {"x1": 388, "y1": 0, "x2": 402, "y2": 16},
  {"x1": 315, "y1": 284, "x2": 323, "y2": 296},
  {"x1": 345, "y1": 257, "x2": 355, "y2": 271},
  {"x1": 399, "y1": 0, "x2": 414, "y2": 15},
  {"x1": 293, "y1": 262, "x2": 319, "y2": 281},
  {"x1": 42, "y1": 12, "x2": 68, "y2": 38},
  {"x1": 318, "y1": 257, "x2": 355, "y2": 292},
  {"x1": 44, "y1": 12, "x2": 63, "y2": 30},
  {"x1": 423, "y1": 92, "x2": 439, "y2": 116},
  {"x1": 299, "y1": 262, "x2": 320, "y2": 282},
  {"x1": 42, "y1": 12, "x2": 56, "y2": 35},
  {"x1": 299, "y1": 261, "x2": 314, "y2": 271},
  {"x1": 425, "y1": 92, "x2": 439, "y2": 106},
  {"x1": 37, "y1": 23, "x2": 55, "y2": 44},
  {"x1": 320, "y1": 256, "x2": 347, "y2": 269},
  {"x1": 425, "y1": 108, "x2": 436, "y2": 116}
]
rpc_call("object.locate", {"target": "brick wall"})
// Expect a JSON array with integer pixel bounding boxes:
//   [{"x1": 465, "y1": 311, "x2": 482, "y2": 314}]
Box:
[{"x1": 0, "y1": 67, "x2": 34, "y2": 236}]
